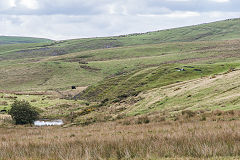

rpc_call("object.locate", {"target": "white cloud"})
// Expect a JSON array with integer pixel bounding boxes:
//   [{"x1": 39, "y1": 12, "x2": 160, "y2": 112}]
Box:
[
  {"x1": 209, "y1": 0, "x2": 230, "y2": 3},
  {"x1": 0, "y1": 0, "x2": 239, "y2": 40},
  {"x1": 19, "y1": 0, "x2": 39, "y2": 9},
  {"x1": 166, "y1": 0, "x2": 191, "y2": 2},
  {"x1": 0, "y1": 1, "x2": 14, "y2": 10},
  {"x1": 165, "y1": 11, "x2": 200, "y2": 18},
  {"x1": 107, "y1": 4, "x2": 128, "y2": 15},
  {"x1": 9, "y1": 0, "x2": 16, "y2": 7},
  {"x1": 0, "y1": 11, "x2": 239, "y2": 40}
]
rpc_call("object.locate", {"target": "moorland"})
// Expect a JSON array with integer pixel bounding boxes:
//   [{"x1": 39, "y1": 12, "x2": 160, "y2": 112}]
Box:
[{"x1": 0, "y1": 18, "x2": 240, "y2": 160}]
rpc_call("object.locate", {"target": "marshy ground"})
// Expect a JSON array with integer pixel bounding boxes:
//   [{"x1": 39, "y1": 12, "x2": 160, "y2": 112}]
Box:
[{"x1": 0, "y1": 121, "x2": 240, "y2": 160}]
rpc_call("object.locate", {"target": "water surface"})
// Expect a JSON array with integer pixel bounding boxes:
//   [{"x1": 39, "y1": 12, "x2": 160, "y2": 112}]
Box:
[{"x1": 34, "y1": 119, "x2": 63, "y2": 126}]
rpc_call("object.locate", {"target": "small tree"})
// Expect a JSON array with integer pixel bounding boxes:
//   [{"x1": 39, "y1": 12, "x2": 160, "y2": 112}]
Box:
[{"x1": 9, "y1": 100, "x2": 39, "y2": 125}]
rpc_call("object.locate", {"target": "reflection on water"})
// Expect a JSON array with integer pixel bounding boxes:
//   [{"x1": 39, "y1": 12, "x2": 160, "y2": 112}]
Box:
[{"x1": 34, "y1": 119, "x2": 63, "y2": 126}]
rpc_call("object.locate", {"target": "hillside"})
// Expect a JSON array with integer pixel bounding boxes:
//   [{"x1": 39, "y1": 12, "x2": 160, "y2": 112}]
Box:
[
  {"x1": 1, "y1": 40, "x2": 240, "y2": 91},
  {"x1": 0, "y1": 36, "x2": 52, "y2": 44},
  {"x1": 76, "y1": 62, "x2": 239, "y2": 102},
  {"x1": 126, "y1": 68, "x2": 240, "y2": 116},
  {"x1": 0, "y1": 18, "x2": 240, "y2": 123},
  {"x1": 45, "y1": 18, "x2": 240, "y2": 54},
  {"x1": 1, "y1": 18, "x2": 240, "y2": 61},
  {"x1": 73, "y1": 68, "x2": 240, "y2": 125},
  {"x1": 1, "y1": 0, "x2": 240, "y2": 157},
  {"x1": 0, "y1": 19, "x2": 239, "y2": 90}
]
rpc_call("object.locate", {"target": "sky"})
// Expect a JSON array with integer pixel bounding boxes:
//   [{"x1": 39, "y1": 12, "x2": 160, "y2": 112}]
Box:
[{"x1": 0, "y1": 0, "x2": 239, "y2": 40}]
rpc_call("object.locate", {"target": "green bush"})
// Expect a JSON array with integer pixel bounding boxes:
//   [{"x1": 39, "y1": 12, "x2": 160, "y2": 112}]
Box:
[{"x1": 9, "y1": 100, "x2": 39, "y2": 125}]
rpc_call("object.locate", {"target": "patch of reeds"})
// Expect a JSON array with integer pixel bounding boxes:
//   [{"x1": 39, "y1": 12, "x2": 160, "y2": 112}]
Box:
[{"x1": 0, "y1": 121, "x2": 239, "y2": 159}]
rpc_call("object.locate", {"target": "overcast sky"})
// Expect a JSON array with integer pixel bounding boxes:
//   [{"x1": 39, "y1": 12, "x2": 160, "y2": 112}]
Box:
[{"x1": 0, "y1": 0, "x2": 239, "y2": 40}]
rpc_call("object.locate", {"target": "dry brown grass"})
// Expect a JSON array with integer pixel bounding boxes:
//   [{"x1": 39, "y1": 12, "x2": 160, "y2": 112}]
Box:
[
  {"x1": 0, "y1": 115, "x2": 12, "y2": 125},
  {"x1": 0, "y1": 121, "x2": 239, "y2": 160}
]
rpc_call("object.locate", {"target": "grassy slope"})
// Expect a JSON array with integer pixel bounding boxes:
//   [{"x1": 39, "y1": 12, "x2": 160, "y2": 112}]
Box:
[
  {"x1": 77, "y1": 63, "x2": 239, "y2": 102},
  {"x1": 1, "y1": 19, "x2": 240, "y2": 160},
  {"x1": 69, "y1": 65, "x2": 240, "y2": 125},
  {"x1": 47, "y1": 18, "x2": 240, "y2": 54},
  {"x1": 73, "y1": 39, "x2": 240, "y2": 101},
  {"x1": 1, "y1": 40, "x2": 240, "y2": 91},
  {"x1": 1, "y1": 18, "x2": 240, "y2": 117},
  {"x1": 0, "y1": 61, "x2": 103, "y2": 91},
  {"x1": 124, "y1": 68, "x2": 240, "y2": 116},
  {"x1": 0, "y1": 36, "x2": 52, "y2": 44},
  {"x1": 1, "y1": 18, "x2": 240, "y2": 61}
]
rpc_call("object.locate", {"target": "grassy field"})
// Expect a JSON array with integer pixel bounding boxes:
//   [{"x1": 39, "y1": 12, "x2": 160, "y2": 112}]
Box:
[
  {"x1": 0, "y1": 19, "x2": 240, "y2": 116},
  {"x1": 1, "y1": 20, "x2": 240, "y2": 123},
  {"x1": 0, "y1": 61, "x2": 103, "y2": 91},
  {"x1": 1, "y1": 18, "x2": 240, "y2": 159},
  {"x1": 1, "y1": 66, "x2": 240, "y2": 125},
  {"x1": 1, "y1": 39, "x2": 240, "y2": 91},
  {"x1": 0, "y1": 121, "x2": 239, "y2": 160},
  {"x1": 0, "y1": 19, "x2": 240, "y2": 92},
  {"x1": 0, "y1": 91, "x2": 90, "y2": 119}
]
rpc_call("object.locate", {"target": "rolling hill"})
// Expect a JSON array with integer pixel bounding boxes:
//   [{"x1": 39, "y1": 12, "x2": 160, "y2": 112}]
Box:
[
  {"x1": 1, "y1": 18, "x2": 240, "y2": 123},
  {"x1": 1, "y1": 18, "x2": 240, "y2": 61},
  {"x1": 0, "y1": 18, "x2": 240, "y2": 91},
  {"x1": 0, "y1": 36, "x2": 53, "y2": 44}
]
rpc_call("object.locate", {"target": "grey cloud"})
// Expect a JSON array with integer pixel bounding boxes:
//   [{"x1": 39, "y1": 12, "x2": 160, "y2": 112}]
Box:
[
  {"x1": 0, "y1": 0, "x2": 239, "y2": 16},
  {"x1": 0, "y1": 0, "x2": 112, "y2": 15},
  {"x1": 147, "y1": 0, "x2": 240, "y2": 12},
  {"x1": 0, "y1": 11, "x2": 239, "y2": 40},
  {"x1": 0, "y1": 0, "x2": 239, "y2": 40}
]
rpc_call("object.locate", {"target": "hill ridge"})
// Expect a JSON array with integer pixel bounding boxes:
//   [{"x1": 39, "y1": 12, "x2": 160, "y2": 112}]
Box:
[{"x1": 0, "y1": 36, "x2": 53, "y2": 44}]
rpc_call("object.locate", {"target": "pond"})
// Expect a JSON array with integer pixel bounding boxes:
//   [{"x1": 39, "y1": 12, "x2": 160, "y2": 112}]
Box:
[{"x1": 34, "y1": 119, "x2": 64, "y2": 126}]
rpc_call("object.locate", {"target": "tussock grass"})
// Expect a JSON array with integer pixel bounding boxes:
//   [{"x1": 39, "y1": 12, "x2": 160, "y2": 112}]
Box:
[
  {"x1": 0, "y1": 115, "x2": 12, "y2": 125},
  {"x1": 0, "y1": 121, "x2": 239, "y2": 159}
]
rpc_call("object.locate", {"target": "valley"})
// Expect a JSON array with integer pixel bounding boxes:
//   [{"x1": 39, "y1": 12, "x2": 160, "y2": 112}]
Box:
[{"x1": 0, "y1": 18, "x2": 240, "y2": 160}]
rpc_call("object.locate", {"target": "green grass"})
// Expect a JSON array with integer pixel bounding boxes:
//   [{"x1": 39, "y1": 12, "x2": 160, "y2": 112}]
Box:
[
  {"x1": 1, "y1": 39, "x2": 240, "y2": 91},
  {"x1": 0, "y1": 61, "x2": 104, "y2": 91},
  {"x1": 55, "y1": 18, "x2": 240, "y2": 54},
  {"x1": 0, "y1": 92, "x2": 89, "y2": 119},
  {"x1": 1, "y1": 18, "x2": 240, "y2": 61},
  {"x1": 1, "y1": 18, "x2": 240, "y2": 121},
  {"x1": 0, "y1": 36, "x2": 52, "y2": 44},
  {"x1": 77, "y1": 63, "x2": 240, "y2": 102},
  {"x1": 125, "y1": 69, "x2": 240, "y2": 116},
  {"x1": 1, "y1": 19, "x2": 240, "y2": 160}
]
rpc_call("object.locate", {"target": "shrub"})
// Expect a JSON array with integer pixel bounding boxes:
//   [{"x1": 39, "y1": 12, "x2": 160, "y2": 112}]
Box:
[
  {"x1": 226, "y1": 110, "x2": 234, "y2": 115},
  {"x1": 213, "y1": 110, "x2": 223, "y2": 116},
  {"x1": 158, "y1": 116, "x2": 166, "y2": 122},
  {"x1": 136, "y1": 116, "x2": 150, "y2": 124},
  {"x1": 9, "y1": 100, "x2": 39, "y2": 125},
  {"x1": 182, "y1": 110, "x2": 196, "y2": 118},
  {"x1": 122, "y1": 120, "x2": 131, "y2": 125},
  {"x1": 0, "y1": 101, "x2": 8, "y2": 106},
  {"x1": 30, "y1": 99, "x2": 37, "y2": 102},
  {"x1": 200, "y1": 115, "x2": 207, "y2": 121}
]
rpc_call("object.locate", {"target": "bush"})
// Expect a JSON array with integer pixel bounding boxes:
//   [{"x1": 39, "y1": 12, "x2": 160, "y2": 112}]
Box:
[
  {"x1": 9, "y1": 100, "x2": 39, "y2": 125},
  {"x1": 136, "y1": 116, "x2": 150, "y2": 124},
  {"x1": 213, "y1": 110, "x2": 223, "y2": 116},
  {"x1": 182, "y1": 110, "x2": 196, "y2": 118},
  {"x1": 200, "y1": 115, "x2": 207, "y2": 121}
]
